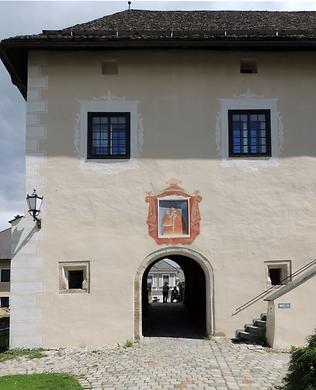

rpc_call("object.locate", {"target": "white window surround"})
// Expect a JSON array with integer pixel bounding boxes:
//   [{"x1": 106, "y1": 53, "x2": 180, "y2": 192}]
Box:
[
  {"x1": 59, "y1": 261, "x2": 90, "y2": 294},
  {"x1": 76, "y1": 94, "x2": 143, "y2": 174},
  {"x1": 217, "y1": 94, "x2": 283, "y2": 171}
]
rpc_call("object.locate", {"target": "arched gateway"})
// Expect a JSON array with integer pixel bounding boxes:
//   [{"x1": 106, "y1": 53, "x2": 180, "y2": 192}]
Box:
[{"x1": 134, "y1": 247, "x2": 214, "y2": 340}]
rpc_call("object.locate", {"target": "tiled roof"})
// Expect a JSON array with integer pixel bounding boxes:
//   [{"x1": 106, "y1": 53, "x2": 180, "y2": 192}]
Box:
[
  {"x1": 2, "y1": 10, "x2": 316, "y2": 100},
  {"x1": 8, "y1": 10, "x2": 316, "y2": 40}
]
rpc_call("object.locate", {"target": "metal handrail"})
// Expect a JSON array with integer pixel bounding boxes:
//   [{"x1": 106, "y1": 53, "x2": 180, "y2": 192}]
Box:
[{"x1": 232, "y1": 258, "x2": 316, "y2": 316}]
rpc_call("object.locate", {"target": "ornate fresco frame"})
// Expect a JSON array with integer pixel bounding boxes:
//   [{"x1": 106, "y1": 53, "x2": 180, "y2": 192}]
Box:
[{"x1": 146, "y1": 180, "x2": 202, "y2": 245}]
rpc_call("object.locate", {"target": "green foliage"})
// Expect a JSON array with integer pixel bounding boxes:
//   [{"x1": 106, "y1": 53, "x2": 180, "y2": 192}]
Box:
[
  {"x1": 0, "y1": 331, "x2": 45, "y2": 362},
  {"x1": 0, "y1": 373, "x2": 82, "y2": 389},
  {"x1": 123, "y1": 339, "x2": 133, "y2": 348},
  {"x1": 0, "y1": 348, "x2": 45, "y2": 362},
  {"x1": 277, "y1": 330, "x2": 316, "y2": 390}
]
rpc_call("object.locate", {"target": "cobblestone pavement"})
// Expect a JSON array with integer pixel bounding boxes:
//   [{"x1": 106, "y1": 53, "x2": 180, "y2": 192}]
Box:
[{"x1": 0, "y1": 337, "x2": 290, "y2": 389}]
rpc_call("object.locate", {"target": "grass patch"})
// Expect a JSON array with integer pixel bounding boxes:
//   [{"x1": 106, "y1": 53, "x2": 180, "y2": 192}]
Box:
[
  {"x1": 123, "y1": 339, "x2": 133, "y2": 348},
  {"x1": 0, "y1": 373, "x2": 82, "y2": 389},
  {"x1": 0, "y1": 348, "x2": 45, "y2": 363},
  {"x1": 0, "y1": 330, "x2": 45, "y2": 362}
]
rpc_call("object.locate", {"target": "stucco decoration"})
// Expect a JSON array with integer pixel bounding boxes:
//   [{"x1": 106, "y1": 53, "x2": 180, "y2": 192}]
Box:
[
  {"x1": 75, "y1": 91, "x2": 144, "y2": 174},
  {"x1": 146, "y1": 180, "x2": 202, "y2": 245},
  {"x1": 216, "y1": 90, "x2": 284, "y2": 171},
  {"x1": 10, "y1": 52, "x2": 48, "y2": 348}
]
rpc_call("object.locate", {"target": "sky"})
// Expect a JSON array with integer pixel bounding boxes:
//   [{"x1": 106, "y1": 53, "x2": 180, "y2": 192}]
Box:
[{"x1": 0, "y1": 0, "x2": 316, "y2": 231}]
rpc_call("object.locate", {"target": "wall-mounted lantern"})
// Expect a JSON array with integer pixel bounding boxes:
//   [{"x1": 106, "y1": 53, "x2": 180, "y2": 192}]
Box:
[{"x1": 26, "y1": 189, "x2": 43, "y2": 229}]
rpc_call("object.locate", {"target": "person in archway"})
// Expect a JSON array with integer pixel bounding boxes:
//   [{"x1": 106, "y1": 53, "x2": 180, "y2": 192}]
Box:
[
  {"x1": 171, "y1": 286, "x2": 179, "y2": 303},
  {"x1": 162, "y1": 282, "x2": 169, "y2": 303}
]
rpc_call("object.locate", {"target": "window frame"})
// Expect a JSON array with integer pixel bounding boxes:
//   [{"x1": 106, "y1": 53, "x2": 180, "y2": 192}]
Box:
[
  {"x1": 0, "y1": 269, "x2": 10, "y2": 283},
  {"x1": 265, "y1": 260, "x2": 292, "y2": 286},
  {"x1": 87, "y1": 112, "x2": 131, "y2": 160},
  {"x1": 0, "y1": 297, "x2": 9, "y2": 308},
  {"x1": 162, "y1": 274, "x2": 170, "y2": 285},
  {"x1": 59, "y1": 261, "x2": 90, "y2": 294},
  {"x1": 228, "y1": 109, "x2": 271, "y2": 158}
]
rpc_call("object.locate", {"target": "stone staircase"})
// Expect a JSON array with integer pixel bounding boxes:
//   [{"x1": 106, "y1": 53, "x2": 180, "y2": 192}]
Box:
[{"x1": 232, "y1": 313, "x2": 267, "y2": 345}]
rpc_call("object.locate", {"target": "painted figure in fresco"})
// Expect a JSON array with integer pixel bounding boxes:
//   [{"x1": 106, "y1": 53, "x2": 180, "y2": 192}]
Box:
[
  {"x1": 162, "y1": 207, "x2": 185, "y2": 236},
  {"x1": 162, "y1": 282, "x2": 169, "y2": 303},
  {"x1": 146, "y1": 180, "x2": 202, "y2": 245}
]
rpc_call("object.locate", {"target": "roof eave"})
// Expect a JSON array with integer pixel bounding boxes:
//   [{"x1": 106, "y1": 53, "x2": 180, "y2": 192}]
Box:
[
  {"x1": 2, "y1": 37, "x2": 316, "y2": 100},
  {"x1": 0, "y1": 45, "x2": 27, "y2": 100}
]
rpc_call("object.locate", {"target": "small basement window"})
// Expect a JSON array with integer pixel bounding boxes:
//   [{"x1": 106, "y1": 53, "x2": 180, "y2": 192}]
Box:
[
  {"x1": 265, "y1": 260, "x2": 291, "y2": 286},
  {"x1": 59, "y1": 261, "x2": 90, "y2": 294},
  {"x1": 269, "y1": 268, "x2": 281, "y2": 285},
  {"x1": 68, "y1": 270, "x2": 84, "y2": 289},
  {"x1": 102, "y1": 60, "x2": 118, "y2": 75},
  {"x1": 240, "y1": 60, "x2": 258, "y2": 74}
]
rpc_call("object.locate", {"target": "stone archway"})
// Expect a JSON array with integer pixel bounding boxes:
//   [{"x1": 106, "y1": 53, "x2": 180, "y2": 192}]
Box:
[{"x1": 134, "y1": 247, "x2": 214, "y2": 340}]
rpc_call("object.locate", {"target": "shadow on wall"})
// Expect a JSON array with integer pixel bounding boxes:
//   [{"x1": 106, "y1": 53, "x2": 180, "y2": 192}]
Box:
[
  {"x1": 35, "y1": 50, "x2": 316, "y2": 162},
  {"x1": 11, "y1": 224, "x2": 38, "y2": 257},
  {"x1": 43, "y1": 105, "x2": 316, "y2": 160}
]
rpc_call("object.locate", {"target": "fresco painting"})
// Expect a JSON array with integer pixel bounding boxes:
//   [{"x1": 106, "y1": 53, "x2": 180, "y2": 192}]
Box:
[
  {"x1": 146, "y1": 180, "x2": 202, "y2": 245},
  {"x1": 159, "y1": 200, "x2": 189, "y2": 237}
]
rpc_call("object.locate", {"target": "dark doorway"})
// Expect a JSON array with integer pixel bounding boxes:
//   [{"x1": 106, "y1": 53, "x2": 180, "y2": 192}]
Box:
[{"x1": 142, "y1": 255, "x2": 206, "y2": 338}]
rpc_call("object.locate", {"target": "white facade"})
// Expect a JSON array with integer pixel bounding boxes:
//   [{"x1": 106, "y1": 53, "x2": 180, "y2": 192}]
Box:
[{"x1": 1, "y1": 10, "x2": 316, "y2": 348}]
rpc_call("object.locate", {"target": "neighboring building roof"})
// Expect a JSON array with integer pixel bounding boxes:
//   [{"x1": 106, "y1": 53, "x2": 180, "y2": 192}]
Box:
[
  {"x1": 149, "y1": 259, "x2": 179, "y2": 273},
  {"x1": 2, "y1": 10, "x2": 316, "y2": 99},
  {"x1": 149, "y1": 259, "x2": 185, "y2": 283},
  {"x1": 265, "y1": 263, "x2": 316, "y2": 301},
  {"x1": 8, "y1": 215, "x2": 23, "y2": 224},
  {"x1": 0, "y1": 228, "x2": 11, "y2": 260}
]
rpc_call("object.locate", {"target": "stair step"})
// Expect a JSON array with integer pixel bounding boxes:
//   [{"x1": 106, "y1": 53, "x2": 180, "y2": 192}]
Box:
[
  {"x1": 253, "y1": 319, "x2": 266, "y2": 328},
  {"x1": 236, "y1": 330, "x2": 262, "y2": 342},
  {"x1": 245, "y1": 324, "x2": 265, "y2": 336},
  {"x1": 234, "y1": 312, "x2": 267, "y2": 346}
]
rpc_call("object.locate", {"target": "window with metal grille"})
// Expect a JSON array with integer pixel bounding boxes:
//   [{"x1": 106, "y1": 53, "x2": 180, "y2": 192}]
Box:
[
  {"x1": 87, "y1": 112, "x2": 130, "y2": 159},
  {"x1": 228, "y1": 110, "x2": 271, "y2": 157}
]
